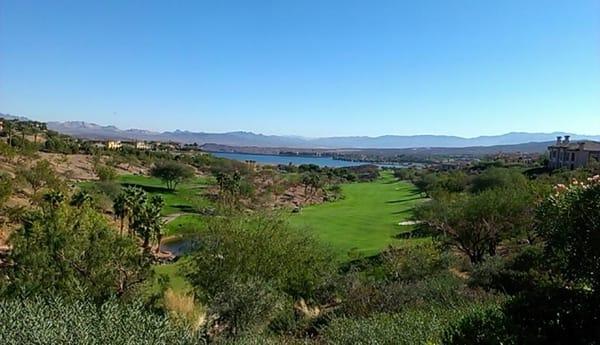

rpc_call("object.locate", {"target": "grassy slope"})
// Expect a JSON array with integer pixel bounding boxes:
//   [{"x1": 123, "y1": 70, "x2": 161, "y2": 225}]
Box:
[
  {"x1": 118, "y1": 175, "x2": 211, "y2": 215},
  {"x1": 119, "y1": 175, "x2": 206, "y2": 294},
  {"x1": 164, "y1": 214, "x2": 205, "y2": 236},
  {"x1": 290, "y1": 171, "x2": 424, "y2": 259}
]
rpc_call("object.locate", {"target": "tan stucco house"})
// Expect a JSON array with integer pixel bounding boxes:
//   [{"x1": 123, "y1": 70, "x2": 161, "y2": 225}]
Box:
[{"x1": 548, "y1": 136, "x2": 600, "y2": 169}]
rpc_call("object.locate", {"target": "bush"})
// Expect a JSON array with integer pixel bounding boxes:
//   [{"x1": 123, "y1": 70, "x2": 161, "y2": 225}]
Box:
[
  {"x1": 444, "y1": 288, "x2": 600, "y2": 345},
  {"x1": 340, "y1": 272, "x2": 489, "y2": 317},
  {"x1": 2, "y1": 201, "x2": 152, "y2": 302},
  {"x1": 379, "y1": 242, "x2": 449, "y2": 282},
  {"x1": 535, "y1": 176, "x2": 600, "y2": 291},
  {"x1": 322, "y1": 303, "x2": 494, "y2": 345},
  {"x1": 0, "y1": 172, "x2": 12, "y2": 207},
  {"x1": 183, "y1": 214, "x2": 337, "y2": 301},
  {"x1": 208, "y1": 277, "x2": 289, "y2": 337},
  {"x1": 442, "y1": 306, "x2": 512, "y2": 345},
  {"x1": 94, "y1": 164, "x2": 118, "y2": 181},
  {"x1": 150, "y1": 161, "x2": 194, "y2": 190},
  {"x1": 0, "y1": 297, "x2": 200, "y2": 344},
  {"x1": 468, "y1": 246, "x2": 547, "y2": 294},
  {"x1": 470, "y1": 167, "x2": 528, "y2": 194}
]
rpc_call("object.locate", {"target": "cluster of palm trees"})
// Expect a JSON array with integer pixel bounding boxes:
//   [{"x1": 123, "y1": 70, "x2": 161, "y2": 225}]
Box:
[
  {"x1": 301, "y1": 172, "x2": 323, "y2": 200},
  {"x1": 215, "y1": 171, "x2": 242, "y2": 206},
  {"x1": 1, "y1": 119, "x2": 47, "y2": 147},
  {"x1": 113, "y1": 186, "x2": 164, "y2": 252}
]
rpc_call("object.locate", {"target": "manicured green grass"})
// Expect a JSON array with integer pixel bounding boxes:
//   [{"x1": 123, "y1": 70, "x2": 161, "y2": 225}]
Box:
[
  {"x1": 164, "y1": 214, "x2": 205, "y2": 236},
  {"x1": 154, "y1": 261, "x2": 192, "y2": 293},
  {"x1": 290, "y1": 171, "x2": 425, "y2": 259},
  {"x1": 118, "y1": 174, "x2": 211, "y2": 215}
]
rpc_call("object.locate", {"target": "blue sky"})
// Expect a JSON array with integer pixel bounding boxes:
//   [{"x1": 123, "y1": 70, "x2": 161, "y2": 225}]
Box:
[{"x1": 1, "y1": 0, "x2": 599, "y2": 137}]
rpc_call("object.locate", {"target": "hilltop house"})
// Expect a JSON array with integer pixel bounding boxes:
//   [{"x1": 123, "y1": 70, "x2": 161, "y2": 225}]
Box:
[
  {"x1": 106, "y1": 140, "x2": 122, "y2": 150},
  {"x1": 548, "y1": 136, "x2": 600, "y2": 169}
]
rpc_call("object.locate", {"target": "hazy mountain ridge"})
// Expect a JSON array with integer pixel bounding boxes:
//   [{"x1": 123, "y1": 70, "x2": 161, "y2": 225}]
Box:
[{"x1": 3, "y1": 114, "x2": 599, "y2": 149}]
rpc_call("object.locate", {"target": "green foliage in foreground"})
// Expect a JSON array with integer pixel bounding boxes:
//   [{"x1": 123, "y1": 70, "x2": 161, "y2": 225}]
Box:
[
  {"x1": 2, "y1": 200, "x2": 151, "y2": 302},
  {"x1": 184, "y1": 214, "x2": 337, "y2": 301},
  {"x1": 0, "y1": 298, "x2": 200, "y2": 345},
  {"x1": 321, "y1": 303, "x2": 495, "y2": 345}
]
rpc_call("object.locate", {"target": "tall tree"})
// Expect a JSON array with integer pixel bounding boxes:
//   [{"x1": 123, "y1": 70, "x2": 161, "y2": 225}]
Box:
[
  {"x1": 19, "y1": 160, "x2": 60, "y2": 195},
  {"x1": 113, "y1": 193, "x2": 127, "y2": 235},
  {"x1": 122, "y1": 186, "x2": 146, "y2": 235},
  {"x1": 131, "y1": 194, "x2": 164, "y2": 249},
  {"x1": 3, "y1": 199, "x2": 152, "y2": 301},
  {"x1": 150, "y1": 161, "x2": 194, "y2": 191}
]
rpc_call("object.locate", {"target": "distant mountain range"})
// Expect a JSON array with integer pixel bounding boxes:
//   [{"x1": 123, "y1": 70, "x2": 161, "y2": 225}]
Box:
[
  {"x1": 2, "y1": 113, "x2": 599, "y2": 149},
  {"x1": 44, "y1": 120, "x2": 600, "y2": 149}
]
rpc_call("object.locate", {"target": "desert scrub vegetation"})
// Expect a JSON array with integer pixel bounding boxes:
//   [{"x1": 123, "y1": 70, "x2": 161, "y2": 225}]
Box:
[
  {"x1": 0, "y1": 297, "x2": 201, "y2": 345},
  {"x1": 320, "y1": 303, "x2": 496, "y2": 345}
]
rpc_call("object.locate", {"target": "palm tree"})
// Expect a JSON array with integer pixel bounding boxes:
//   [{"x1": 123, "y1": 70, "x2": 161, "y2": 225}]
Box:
[
  {"x1": 70, "y1": 190, "x2": 92, "y2": 208},
  {"x1": 43, "y1": 190, "x2": 65, "y2": 208},
  {"x1": 4, "y1": 120, "x2": 14, "y2": 146},
  {"x1": 131, "y1": 194, "x2": 163, "y2": 249},
  {"x1": 148, "y1": 195, "x2": 165, "y2": 253},
  {"x1": 123, "y1": 186, "x2": 146, "y2": 236},
  {"x1": 113, "y1": 193, "x2": 127, "y2": 235}
]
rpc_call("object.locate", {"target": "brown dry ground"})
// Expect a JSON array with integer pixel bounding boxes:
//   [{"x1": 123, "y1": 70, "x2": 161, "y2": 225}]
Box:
[{"x1": 0, "y1": 152, "x2": 146, "y2": 245}]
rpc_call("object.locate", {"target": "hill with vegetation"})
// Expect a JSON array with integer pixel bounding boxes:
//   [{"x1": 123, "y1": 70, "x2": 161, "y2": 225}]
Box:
[{"x1": 1, "y1": 116, "x2": 600, "y2": 344}]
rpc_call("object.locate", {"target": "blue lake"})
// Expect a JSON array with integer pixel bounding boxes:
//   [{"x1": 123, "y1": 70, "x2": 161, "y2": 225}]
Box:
[{"x1": 212, "y1": 152, "x2": 403, "y2": 168}]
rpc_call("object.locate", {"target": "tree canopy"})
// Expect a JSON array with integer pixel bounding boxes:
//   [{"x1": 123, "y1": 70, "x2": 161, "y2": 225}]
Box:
[{"x1": 150, "y1": 161, "x2": 194, "y2": 190}]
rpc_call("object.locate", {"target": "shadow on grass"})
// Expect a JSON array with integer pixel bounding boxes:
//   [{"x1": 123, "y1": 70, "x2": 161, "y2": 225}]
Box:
[
  {"x1": 170, "y1": 204, "x2": 197, "y2": 213},
  {"x1": 121, "y1": 183, "x2": 173, "y2": 194},
  {"x1": 385, "y1": 196, "x2": 422, "y2": 204},
  {"x1": 394, "y1": 227, "x2": 431, "y2": 239},
  {"x1": 391, "y1": 209, "x2": 412, "y2": 216}
]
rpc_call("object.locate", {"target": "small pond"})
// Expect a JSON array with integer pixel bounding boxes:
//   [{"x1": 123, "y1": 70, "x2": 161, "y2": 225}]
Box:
[{"x1": 160, "y1": 235, "x2": 198, "y2": 257}]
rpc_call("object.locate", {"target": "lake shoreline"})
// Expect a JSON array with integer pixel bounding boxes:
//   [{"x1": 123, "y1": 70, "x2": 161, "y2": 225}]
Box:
[{"x1": 210, "y1": 151, "x2": 414, "y2": 168}]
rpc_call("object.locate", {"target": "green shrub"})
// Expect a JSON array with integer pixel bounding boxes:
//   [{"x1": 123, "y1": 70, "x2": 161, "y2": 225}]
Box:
[
  {"x1": 470, "y1": 167, "x2": 527, "y2": 194},
  {"x1": 443, "y1": 288, "x2": 600, "y2": 345},
  {"x1": 322, "y1": 303, "x2": 494, "y2": 345},
  {"x1": 94, "y1": 164, "x2": 118, "y2": 181},
  {"x1": 379, "y1": 242, "x2": 449, "y2": 282},
  {"x1": 2, "y1": 201, "x2": 152, "y2": 302},
  {"x1": 0, "y1": 172, "x2": 12, "y2": 207},
  {"x1": 468, "y1": 246, "x2": 548, "y2": 294},
  {"x1": 0, "y1": 297, "x2": 201, "y2": 344},
  {"x1": 340, "y1": 272, "x2": 489, "y2": 317},
  {"x1": 184, "y1": 213, "x2": 337, "y2": 301},
  {"x1": 441, "y1": 306, "x2": 512, "y2": 345},
  {"x1": 208, "y1": 277, "x2": 289, "y2": 337}
]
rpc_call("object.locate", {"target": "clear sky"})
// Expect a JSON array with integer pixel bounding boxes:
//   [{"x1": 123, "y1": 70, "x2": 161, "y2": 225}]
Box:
[{"x1": 1, "y1": 0, "x2": 599, "y2": 137}]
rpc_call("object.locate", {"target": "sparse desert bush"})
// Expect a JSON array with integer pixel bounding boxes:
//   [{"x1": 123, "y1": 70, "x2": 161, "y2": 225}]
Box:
[
  {"x1": 164, "y1": 288, "x2": 206, "y2": 331},
  {"x1": 0, "y1": 172, "x2": 13, "y2": 207},
  {"x1": 94, "y1": 164, "x2": 118, "y2": 181}
]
